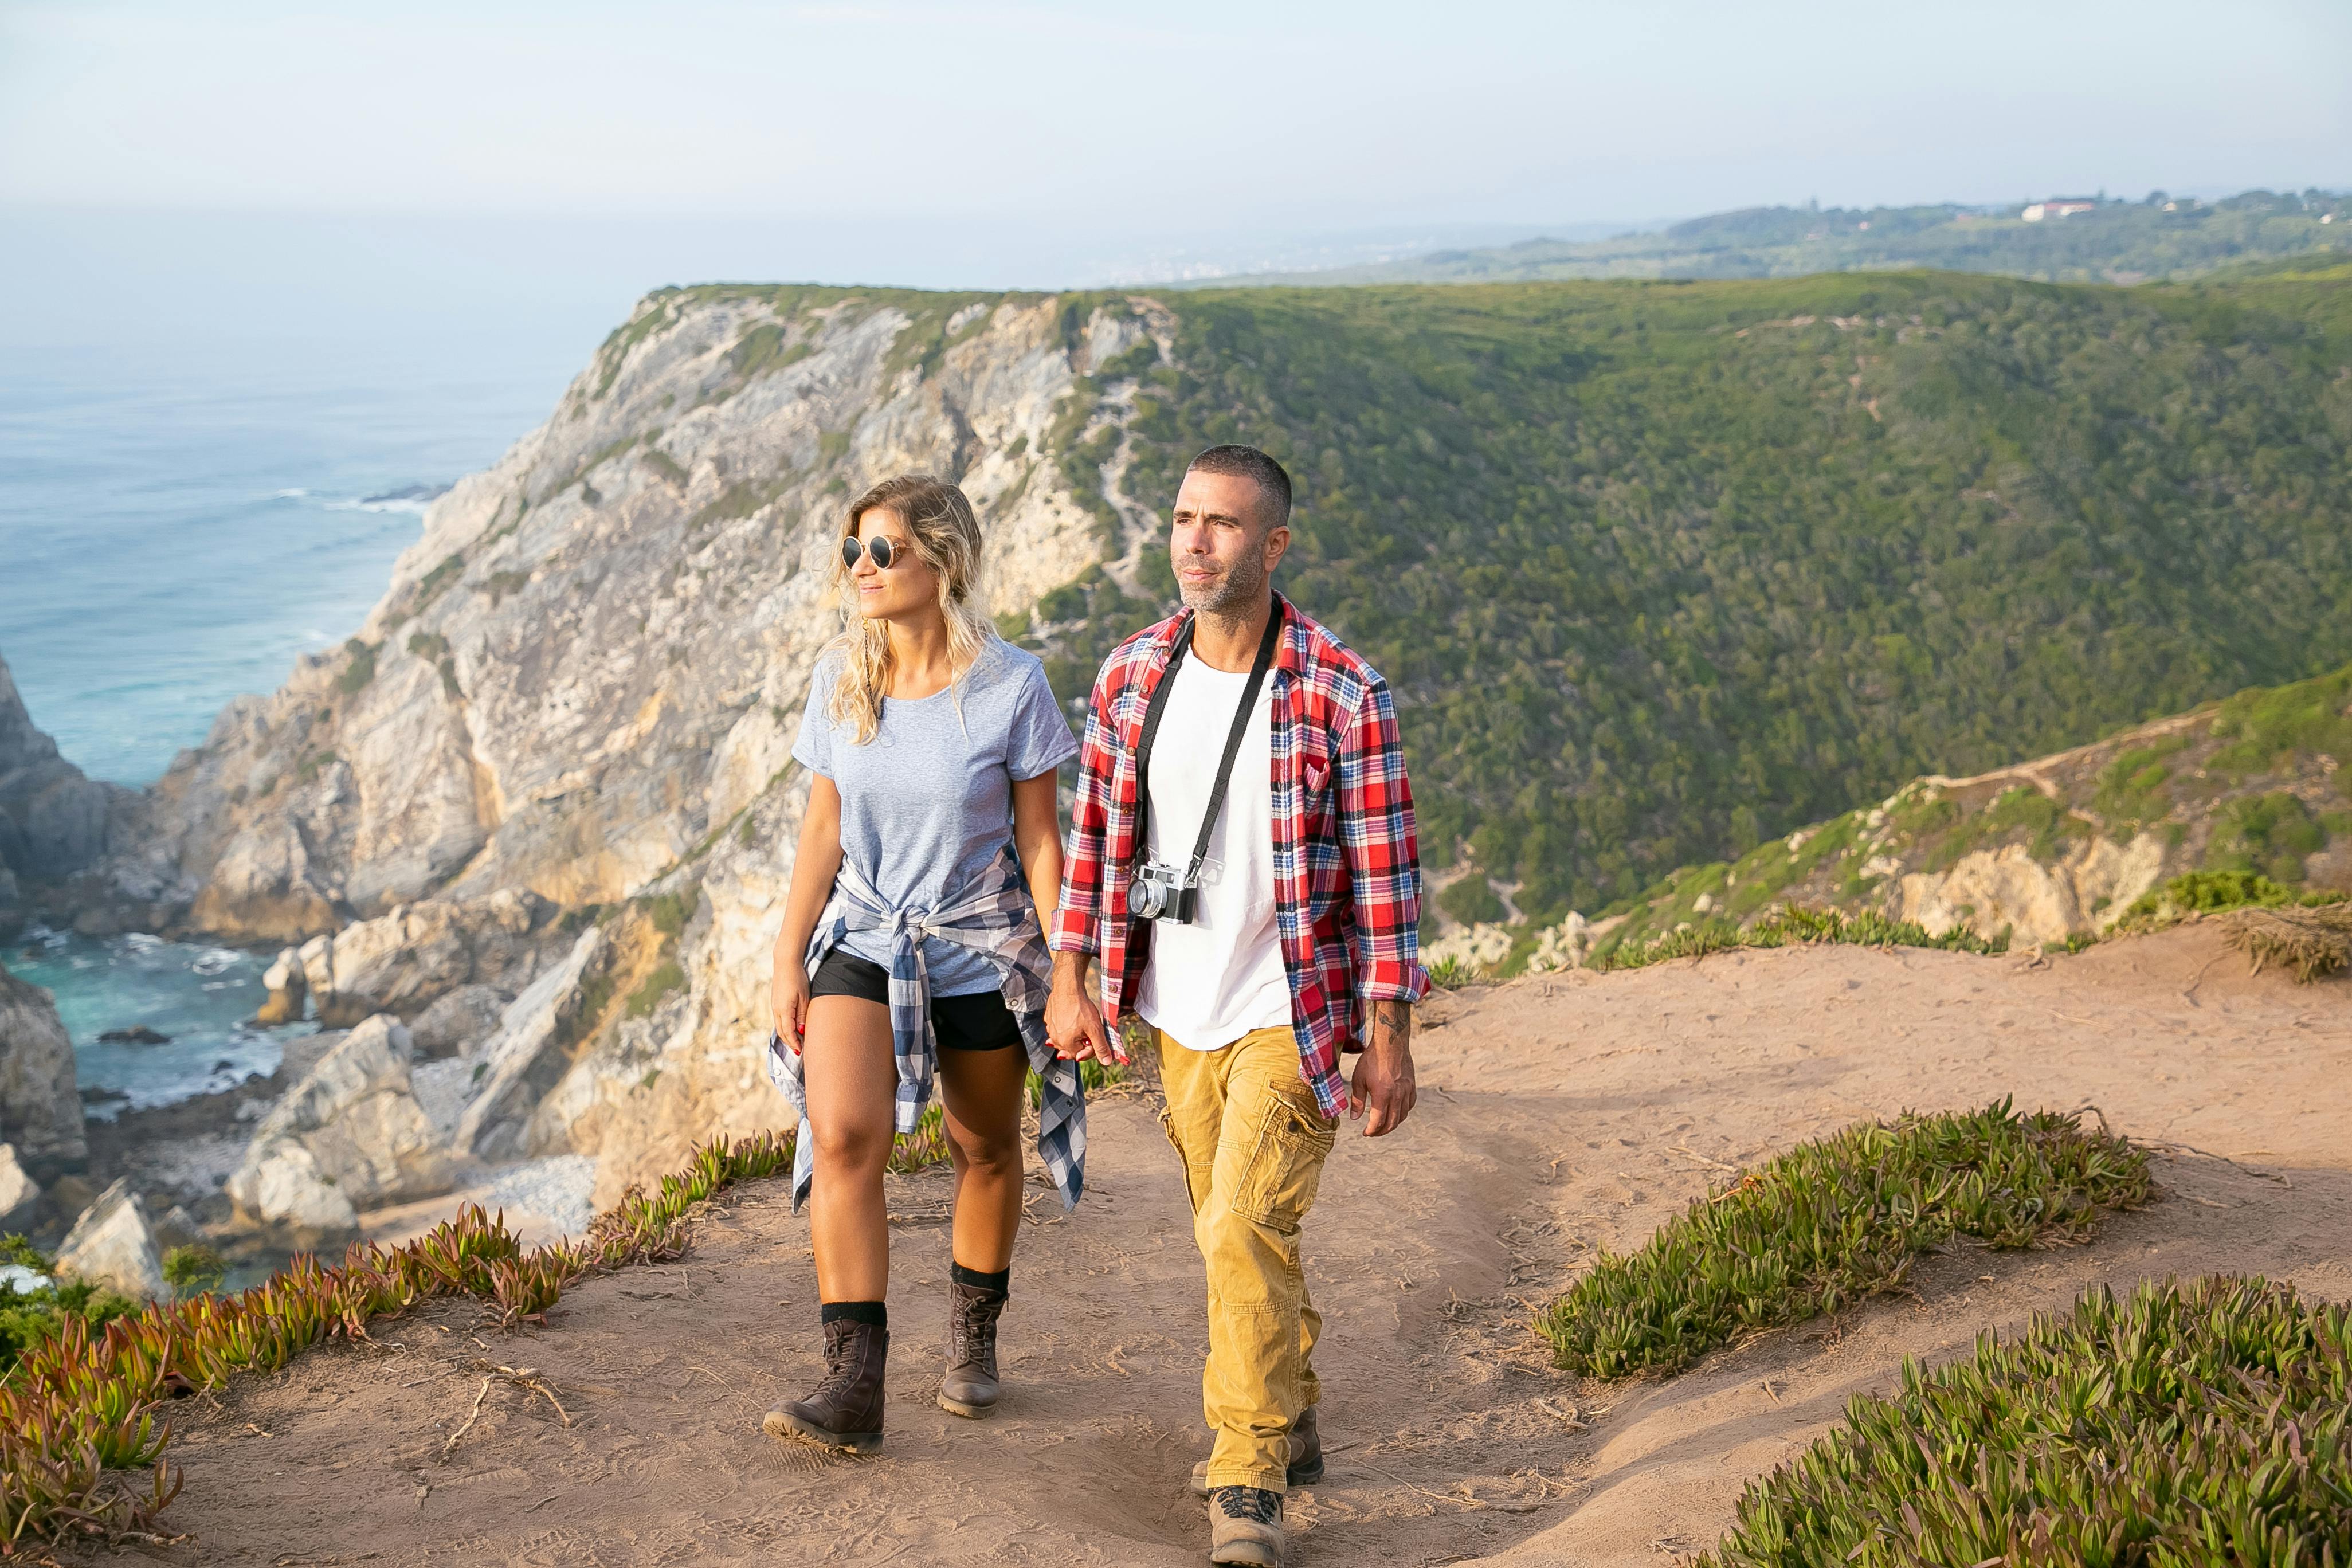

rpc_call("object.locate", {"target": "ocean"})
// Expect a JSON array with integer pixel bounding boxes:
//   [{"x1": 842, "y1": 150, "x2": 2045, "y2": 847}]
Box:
[{"x1": 1, "y1": 303, "x2": 593, "y2": 1108}]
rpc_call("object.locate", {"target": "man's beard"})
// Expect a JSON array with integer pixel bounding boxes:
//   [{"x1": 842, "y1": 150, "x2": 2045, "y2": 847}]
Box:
[{"x1": 1178, "y1": 551, "x2": 1267, "y2": 621}]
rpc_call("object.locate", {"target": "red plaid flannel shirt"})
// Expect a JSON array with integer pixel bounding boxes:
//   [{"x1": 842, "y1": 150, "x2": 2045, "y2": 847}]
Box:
[{"x1": 1050, "y1": 594, "x2": 1428, "y2": 1115}]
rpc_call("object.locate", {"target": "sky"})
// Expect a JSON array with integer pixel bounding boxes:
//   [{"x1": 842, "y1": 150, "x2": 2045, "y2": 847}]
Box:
[{"x1": 3, "y1": 0, "x2": 2346, "y2": 261}]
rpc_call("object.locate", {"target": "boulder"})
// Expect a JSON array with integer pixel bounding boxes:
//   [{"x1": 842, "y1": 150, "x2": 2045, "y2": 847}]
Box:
[
  {"x1": 226, "y1": 1016, "x2": 454, "y2": 1233},
  {"x1": 0, "y1": 959, "x2": 85, "y2": 1171},
  {"x1": 55, "y1": 1178, "x2": 166, "y2": 1301},
  {"x1": 277, "y1": 1028, "x2": 348, "y2": 1085},
  {"x1": 317, "y1": 892, "x2": 554, "y2": 1026},
  {"x1": 0, "y1": 1143, "x2": 38, "y2": 1231},
  {"x1": 456, "y1": 926, "x2": 605, "y2": 1161},
  {"x1": 253, "y1": 946, "x2": 307, "y2": 1026},
  {"x1": 410, "y1": 983, "x2": 508, "y2": 1059}
]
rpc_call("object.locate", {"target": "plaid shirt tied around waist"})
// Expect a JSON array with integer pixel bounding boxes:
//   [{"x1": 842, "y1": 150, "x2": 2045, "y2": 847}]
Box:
[
  {"x1": 1050, "y1": 594, "x2": 1428, "y2": 1116},
  {"x1": 767, "y1": 845, "x2": 1085, "y2": 1211}
]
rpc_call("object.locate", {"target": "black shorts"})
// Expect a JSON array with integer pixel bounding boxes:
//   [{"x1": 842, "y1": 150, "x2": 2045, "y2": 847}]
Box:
[{"x1": 808, "y1": 949, "x2": 1023, "y2": 1052}]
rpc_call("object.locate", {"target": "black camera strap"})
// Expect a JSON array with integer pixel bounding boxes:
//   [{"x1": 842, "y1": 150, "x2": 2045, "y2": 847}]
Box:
[{"x1": 1135, "y1": 601, "x2": 1284, "y2": 877}]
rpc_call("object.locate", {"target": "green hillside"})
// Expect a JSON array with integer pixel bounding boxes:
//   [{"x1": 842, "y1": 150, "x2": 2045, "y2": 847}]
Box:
[
  {"x1": 1209, "y1": 190, "x2": 2349, "y2": 289},
  {"x1": 1011, "y1": 269, "x2": 2352, "y2": 920}
]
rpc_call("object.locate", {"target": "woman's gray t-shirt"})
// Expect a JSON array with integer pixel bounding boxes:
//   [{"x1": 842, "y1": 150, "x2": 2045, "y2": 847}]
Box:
[{"x1": 791, "y1": 638, "x2": 1077, "y2": 995}]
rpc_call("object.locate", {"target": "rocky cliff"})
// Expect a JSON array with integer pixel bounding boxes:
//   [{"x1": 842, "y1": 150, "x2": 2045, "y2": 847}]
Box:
[
  {"x1": 0, "y1": 654, "x2": 140, "y2": 938},
  {"x1": 103, "y1": 287, "x2": 1169, "y2": 1208}
]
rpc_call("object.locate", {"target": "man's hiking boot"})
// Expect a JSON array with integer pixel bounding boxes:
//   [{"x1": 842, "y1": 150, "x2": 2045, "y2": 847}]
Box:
[
  {"x1": 763, "y1": 1318, "x2": 888, "y2": 1451},
  {"x1": 938, "y1": 1277, "x2": 1008, "y2": 1418},
  {"x1": 1189, "y1": 1404, "x2": 1323, "y2": 1495},
  {"x1": 1208, "y1": 1485, "x2": 1285, "y2": 1566}
]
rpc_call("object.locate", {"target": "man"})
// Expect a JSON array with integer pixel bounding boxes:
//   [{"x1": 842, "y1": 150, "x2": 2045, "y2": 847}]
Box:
[{"x1": 1047, "y1": 444, "x2": 1425, "y2": 1567}]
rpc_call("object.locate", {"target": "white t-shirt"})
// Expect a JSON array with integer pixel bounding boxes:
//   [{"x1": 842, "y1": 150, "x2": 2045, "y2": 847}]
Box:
[{"x1": 1134, "y1": 657, "x2": 1292, "y2": 1051}]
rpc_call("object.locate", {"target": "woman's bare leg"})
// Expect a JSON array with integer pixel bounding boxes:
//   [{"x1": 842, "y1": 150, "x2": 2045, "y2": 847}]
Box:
[
  {"x1": 935, "y1": 1045, "x2": 1029, "y2": 1273},
  {"x1": 801, "y1": 995, "x2": 898, "y2": 1301}
]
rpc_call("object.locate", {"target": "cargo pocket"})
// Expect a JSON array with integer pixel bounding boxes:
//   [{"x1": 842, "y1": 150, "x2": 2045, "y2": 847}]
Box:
[
  {"x1": 1229, "y1": 1097, "x2": 1337, "y2": 1234},
  {"x1": 1159, "y1": 1107, "x2": 1209, "y2": 1213}
]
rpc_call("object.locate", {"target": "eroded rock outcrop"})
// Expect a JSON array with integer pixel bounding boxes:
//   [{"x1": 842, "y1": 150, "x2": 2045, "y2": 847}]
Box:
[
  {"x1": 55, "y1": 1178, "x2": 166, "y2": 1301},
  {"x1": 0, "y1": 961, "x2": 85, "y2": 1173},
  {"x1": 453, "y1": 926, "x2": 606, "y2": 1161},
  {"x1": 315, "y1": 889, "x2": 554, "y2": 1026},
  {"x1": 1898, "y1": 833, "x2": 2169, "y2": 946},
  {"x1": 226, "y1": 1017, "x2": 453, "y2": 1233},
  {"x1": 0, "y1": 1143, "x2": 40, "y2": 1231}
]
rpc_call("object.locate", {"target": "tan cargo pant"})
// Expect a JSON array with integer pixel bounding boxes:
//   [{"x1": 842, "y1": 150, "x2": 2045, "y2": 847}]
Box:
[{"x1": 1151, "y1": 1022, "x2": 1337, "y2": 1492}]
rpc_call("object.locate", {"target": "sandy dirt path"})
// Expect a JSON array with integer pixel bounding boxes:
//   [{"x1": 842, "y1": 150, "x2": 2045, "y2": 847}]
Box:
[{"x1": 99, "y1": 924, "x2": 2351, "y2": 1566}]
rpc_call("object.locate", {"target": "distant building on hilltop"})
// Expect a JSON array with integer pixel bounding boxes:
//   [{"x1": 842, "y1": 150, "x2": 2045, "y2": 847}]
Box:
[{"x1": 2022, "y1": 198, "x2": 2099, "y2": 222}]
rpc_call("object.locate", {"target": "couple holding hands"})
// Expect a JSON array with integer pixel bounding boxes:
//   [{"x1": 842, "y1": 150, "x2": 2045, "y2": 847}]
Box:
[{"x1": 763, "y1": 445, "x2": 1425, "y2": 1566}]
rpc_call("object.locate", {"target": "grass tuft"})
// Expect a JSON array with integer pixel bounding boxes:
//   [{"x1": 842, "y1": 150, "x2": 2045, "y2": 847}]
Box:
[
  {"x1": 1593, "y1": 904, "x2": 2006, "y2": 973},
  {"x1": 1538, "y1": 1101, "x2": 2149, "y2": 1379},
  {"x1": 1697, "y1": 1275, "x2": 2351, "y2": 1567}
]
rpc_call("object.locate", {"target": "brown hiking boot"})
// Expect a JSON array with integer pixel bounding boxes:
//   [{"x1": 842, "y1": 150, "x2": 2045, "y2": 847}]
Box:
[
  {"x1": 1208, "y1": 1485, "x2": 1285, "y2": 1566},
  {"x1": 1190, "y1": 1404, "x2": 1323, "y2": 1495},
  {"x1": 938, "y1": 1277, "x2": 1008, "y2": 1418},
  {"x1": 763, "y1": 1318, "x2": 888, "y2": 1452}
]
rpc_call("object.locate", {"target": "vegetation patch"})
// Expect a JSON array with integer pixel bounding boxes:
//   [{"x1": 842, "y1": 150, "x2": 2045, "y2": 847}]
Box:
[
  {"x1": 1594, "y1": 904, "x2": 2005, "y2": 973},
  {"x1": 335, "y1": 639, "x2": 377, "y2": 696},
  {"x1": 624, "y1": 960, "x2": 687, "y2": 1018},
  {"x1": 2205, "y1": 790, "x2": 2329, "y2": 881},
  {"x1": 1538, "y1": 1100, "x2": 2148, "y2": 1379},
  {"x1": 413, "y1": 552, "x2": 465, "y2": 611},
  {"x1": 2114, "y1": 869, "x2": 2345, "y2": 932},
  {"x1": 1696, "y1": 1275, "x2": 2349, "y2": 1568}
]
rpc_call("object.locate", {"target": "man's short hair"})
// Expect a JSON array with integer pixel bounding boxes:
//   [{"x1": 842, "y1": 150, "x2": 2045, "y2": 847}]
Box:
[{"x1": 1186, "y1": 444, "x2": 1292, "y2": 531}]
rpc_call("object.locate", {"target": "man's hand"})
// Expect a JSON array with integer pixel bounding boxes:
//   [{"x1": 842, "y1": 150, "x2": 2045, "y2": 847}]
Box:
[
  {"x1": 1046, "y1": 951, "x2": 1125, "y2": 1065},
  {"x1": 1347, "y1": 1000, "x2": 1416, "y2": 1136}
]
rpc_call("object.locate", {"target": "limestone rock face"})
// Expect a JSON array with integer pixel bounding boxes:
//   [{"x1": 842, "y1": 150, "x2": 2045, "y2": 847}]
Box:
[
  {"x1": 0, "y1": 653, "x2": 134, "y2": 886},
  {"x1": 120, "y1": 292, "x2": 1157, "y2": 942},
  {"x1": 104, "y1": 288, "x2": 1174, "y2": 1198},
  {"x1": 454, "y1": 926, "x2": 606, "y2": 1161},
  {"x1": 0, "y1": 1143, "x2": 40, "y2": 1230},
  {"x1": 0, "y1": 961, "x2": 85, "y2": 1172},
  {"x1": 409, "y1": 983, "x2": 508, "y2": 1059},
  {"x1": 254, "y1": 946, "x2": 307, "y2": 1026},
  {"x1": 1897, "y1": 833, "x2": 2169, "y2": 946},
  {"x1": 316, "y1": 890, "x2": 554, "y2": 1026},
  {"x1": 55, "y1": 1178, "x2": 166, "y2": 1301},
  {"x1": 227, "y1": 1016, "x2": 453, "y2": 1233}
]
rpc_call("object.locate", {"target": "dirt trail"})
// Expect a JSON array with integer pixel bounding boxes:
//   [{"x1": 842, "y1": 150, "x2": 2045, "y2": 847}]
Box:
[{"x1": 100, "y1": 924, "x2": 2351, "y2": 1566}]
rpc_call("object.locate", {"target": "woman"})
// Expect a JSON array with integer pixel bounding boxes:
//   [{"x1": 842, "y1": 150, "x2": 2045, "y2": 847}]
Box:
[{"x1": 762, "y1": 473, "x2": 1088, "y2": 1453}]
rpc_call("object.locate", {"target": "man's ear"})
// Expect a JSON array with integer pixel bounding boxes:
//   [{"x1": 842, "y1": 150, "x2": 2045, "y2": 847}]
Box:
[{"x1": 1263, "y1": 524, "x2": 1291, "y2": 572}]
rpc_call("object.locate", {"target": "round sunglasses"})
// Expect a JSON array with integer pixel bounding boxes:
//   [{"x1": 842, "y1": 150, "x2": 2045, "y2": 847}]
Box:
[{"x1": 840, "y1": 534, "x2": 912, "y2": 571}]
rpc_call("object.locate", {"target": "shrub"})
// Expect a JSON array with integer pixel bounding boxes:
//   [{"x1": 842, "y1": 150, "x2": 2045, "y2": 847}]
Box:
[
  {"x1": 335, "y1": 639, "x2": 376, "y2": 696},
  {"x1": 1538, "y1": 1101, "x2": 2148, "y2": 1379},
  {"x1": 1698, "y1": 1275, "x2": 2351, "y2": 1567},
  {"x1": 2221, "y1": 903, "x2": 2352, "y2": 982}
]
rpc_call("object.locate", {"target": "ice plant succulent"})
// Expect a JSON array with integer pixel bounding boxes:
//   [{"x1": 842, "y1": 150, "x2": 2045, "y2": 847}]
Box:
[
  {"x1": 1698, "y1": 1275, "x2": 2351, "y2": 1567},
  {"x1": 1538, "y1": 1100, "x2": 2151, "y2": 1379},
  {"x1": 0, "y1": 1129, "x2": 800, "y2": 1551}
]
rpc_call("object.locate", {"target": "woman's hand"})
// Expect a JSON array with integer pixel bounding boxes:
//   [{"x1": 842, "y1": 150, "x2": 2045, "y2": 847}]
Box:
[{"x1": 771, "y1": 960, "x2": 812, "y2": 1053}]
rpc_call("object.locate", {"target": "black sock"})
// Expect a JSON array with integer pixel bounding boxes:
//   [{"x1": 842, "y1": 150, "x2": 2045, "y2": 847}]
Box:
[
  {"x1": 951, "y1": 1262, "x2": 1011, "y2": 1295},
  {"x1": 820, "y1": 1300, "x2": 888, "y2": 1328}
]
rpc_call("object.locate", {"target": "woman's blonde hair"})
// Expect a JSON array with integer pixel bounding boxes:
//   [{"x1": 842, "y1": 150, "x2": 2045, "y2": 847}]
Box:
[{"x1": 826, "y1": 473, "x2": 995, "y2": 744}]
